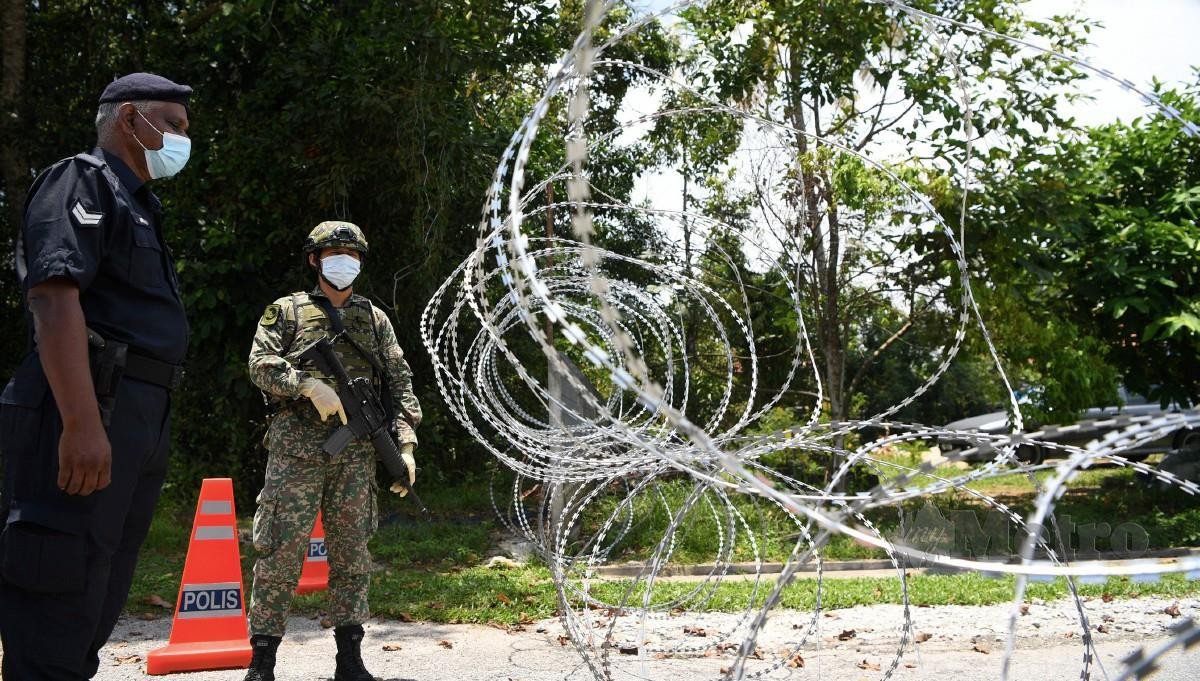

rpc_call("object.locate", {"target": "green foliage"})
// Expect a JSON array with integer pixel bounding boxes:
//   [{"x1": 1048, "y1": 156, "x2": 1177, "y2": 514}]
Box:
[
  {"x1": 658, "y1": 0, "x2": 1097, "y2": 440},
  {"x1": 0, "y1": 1, "x2": 669, "y2": 506},
  {"x1": 972, "y1": 85, "x2": 1200, "y2": 408}
]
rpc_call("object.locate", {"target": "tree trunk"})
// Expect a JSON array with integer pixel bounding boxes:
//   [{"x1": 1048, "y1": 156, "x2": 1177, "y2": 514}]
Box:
[
  {"x1": 682, "y1": 147, "x2": 698, "y2": 362},
  {"x1": 0, "y1": 0, "x2": 28, "y2": 233},
  {"x1": 786, "y1": 47, "x2": 846, "y2": 490}
]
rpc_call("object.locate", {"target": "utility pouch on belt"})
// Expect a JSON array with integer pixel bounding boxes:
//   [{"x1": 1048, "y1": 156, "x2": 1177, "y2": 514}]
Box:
[{"x1": 86, "y1": 327, "x2": 127, "y2": 428}]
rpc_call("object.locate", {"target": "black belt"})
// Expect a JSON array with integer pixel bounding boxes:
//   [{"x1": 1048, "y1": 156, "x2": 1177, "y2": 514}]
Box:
[{"x1": 124, "y1": 352, "x2": 186, "y2": 391}]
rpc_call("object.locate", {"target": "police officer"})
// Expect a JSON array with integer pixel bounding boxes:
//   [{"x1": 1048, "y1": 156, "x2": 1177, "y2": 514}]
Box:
[
  {"x1": 245, "y1": 222, "x2": 421, "y2": 681},
  {"x1": 0, "y1": 73, "x2": 193, "y2": 679}
]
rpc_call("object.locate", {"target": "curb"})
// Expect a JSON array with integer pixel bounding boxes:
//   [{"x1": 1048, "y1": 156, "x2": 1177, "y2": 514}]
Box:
[{"x1": 592, "y1": 546, "x2": 1200, "y2": 579}]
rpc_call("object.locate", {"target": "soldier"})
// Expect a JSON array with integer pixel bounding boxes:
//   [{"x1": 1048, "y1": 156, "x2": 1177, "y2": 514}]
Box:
[
  {"x1": 244, "y1": 221, "x2": 421, "y2": 681},
  {"x1": 0, "y1": 73, "x2": 193, "y2": 680}
]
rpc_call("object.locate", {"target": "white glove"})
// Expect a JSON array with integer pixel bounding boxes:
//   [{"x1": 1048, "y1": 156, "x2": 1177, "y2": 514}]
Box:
[
  {"x1": 299, "y1": 377, "x2": 347, "y2": 425},
  {"x1": 389, "y1": 443, "x2": 417, "y2": 496}
]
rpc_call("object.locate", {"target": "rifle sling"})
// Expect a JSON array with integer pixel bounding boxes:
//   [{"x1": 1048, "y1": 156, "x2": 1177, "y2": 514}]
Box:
[{"x1": 310, "y1": 294, "x2": 417, "y2": 428}]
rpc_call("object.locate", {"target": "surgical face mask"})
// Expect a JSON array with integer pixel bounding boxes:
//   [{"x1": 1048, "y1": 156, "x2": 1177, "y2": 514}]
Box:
[
  {"x1": 320, "y1": 254, "x2": 361, "y2": 291},
  {"x1": 130, "y1": 106, "x2": 191, "y2": 179}
]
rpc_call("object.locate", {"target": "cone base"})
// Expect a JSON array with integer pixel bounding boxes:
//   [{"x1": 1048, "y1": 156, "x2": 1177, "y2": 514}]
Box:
[
  {"x1": 145, "y1": 640, "x2": 252, "y2": 675},
  {"x1": 295, "y1": 580, "x2": 327, "y2": 595}
]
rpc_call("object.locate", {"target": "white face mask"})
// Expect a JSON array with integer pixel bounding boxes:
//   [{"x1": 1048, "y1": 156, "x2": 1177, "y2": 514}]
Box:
[
  {"x1": 130, "y1": 106, "x2": 191, "y2": 179},
  {"x1": 320, "y1": 254, "x2": 361, "y2": 291}
]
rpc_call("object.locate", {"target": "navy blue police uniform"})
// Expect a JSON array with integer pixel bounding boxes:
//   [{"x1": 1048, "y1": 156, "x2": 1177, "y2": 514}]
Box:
[{"x1": 0, "y1": 74, "x2": 191, "y2": 680}]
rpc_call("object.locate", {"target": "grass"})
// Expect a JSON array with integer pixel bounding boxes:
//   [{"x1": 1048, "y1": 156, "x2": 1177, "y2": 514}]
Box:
[
  {"x1": 570, "y1": 462, "x2": 1200, "y2": 566},
  {"x1": 124, "y1": 470, "x2": 1200, "y2": 626}
]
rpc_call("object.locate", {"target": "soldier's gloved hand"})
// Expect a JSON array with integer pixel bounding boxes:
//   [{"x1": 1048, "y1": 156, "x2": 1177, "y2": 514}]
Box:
[
  {"x1": 299, "y1": 377, "x2": 347, "y2": 425},
  {"x1": 389, "y1": 443, "x2": 417, "y2": 496}
]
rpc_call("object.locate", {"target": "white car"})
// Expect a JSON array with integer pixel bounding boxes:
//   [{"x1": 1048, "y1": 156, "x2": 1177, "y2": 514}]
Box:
[{"x1": 938, "y1": 388, "x2": 1196, "y2": 464}]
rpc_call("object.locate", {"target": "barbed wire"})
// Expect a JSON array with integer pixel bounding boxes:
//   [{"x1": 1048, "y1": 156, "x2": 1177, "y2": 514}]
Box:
[{"x1": 420, "y1": 1, "x2": 1200, "y2": 679}]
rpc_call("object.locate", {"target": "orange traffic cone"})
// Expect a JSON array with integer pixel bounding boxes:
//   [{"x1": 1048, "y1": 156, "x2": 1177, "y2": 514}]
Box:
[
  {"x1": 146, "y1": 478, "x2": 252, "y2": 675},
  {"x1": 296, "y1": 511, "x2": 329, "y2": 594}
]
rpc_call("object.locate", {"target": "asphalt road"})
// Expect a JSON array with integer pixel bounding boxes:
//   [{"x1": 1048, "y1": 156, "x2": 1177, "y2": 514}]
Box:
[{"x1": 73, "y1": 595, "x2": 1199, "y2": 680}]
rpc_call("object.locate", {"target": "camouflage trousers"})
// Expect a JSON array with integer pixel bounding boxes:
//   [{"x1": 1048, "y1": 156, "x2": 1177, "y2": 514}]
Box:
[{"x1": 248, "y1": 446, "x2": 378, "y2": 636}]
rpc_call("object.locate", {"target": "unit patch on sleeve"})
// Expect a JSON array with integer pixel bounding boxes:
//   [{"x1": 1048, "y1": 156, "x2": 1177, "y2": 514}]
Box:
[{"x1": 260, "y1": 304, "x2": 281, "y2": 327}]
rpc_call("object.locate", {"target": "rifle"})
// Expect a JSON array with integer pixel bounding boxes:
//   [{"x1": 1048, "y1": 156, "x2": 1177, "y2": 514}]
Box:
[{"x1": 297, "y1": 333, "x2": 429, "y2": 517}]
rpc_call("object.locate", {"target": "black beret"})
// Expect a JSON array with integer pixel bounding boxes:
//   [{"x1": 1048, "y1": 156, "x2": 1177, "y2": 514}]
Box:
[{"x1": 98, "y1": 72, "x2": 192, "y2": 105}]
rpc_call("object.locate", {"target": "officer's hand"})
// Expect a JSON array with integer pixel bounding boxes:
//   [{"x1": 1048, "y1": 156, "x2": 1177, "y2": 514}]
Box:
[
  {"x1": 299, "y1": 377, "x2": 347, "y2": 425},
  {"x1": 58, "y1": 422, "x2": 113, "y2": 496},
  {"x1": 389, "y1": 443, "x2": 417, "y2": 496}
]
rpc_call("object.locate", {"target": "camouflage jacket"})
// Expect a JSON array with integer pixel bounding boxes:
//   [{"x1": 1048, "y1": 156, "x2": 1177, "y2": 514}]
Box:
[{"x1": 248, "y1": 286, "x2": 422, "y2": 458}]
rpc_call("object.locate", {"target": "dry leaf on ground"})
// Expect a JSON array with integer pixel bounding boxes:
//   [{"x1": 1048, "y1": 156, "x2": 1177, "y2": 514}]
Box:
[{"x1": 147, "y1": 594, "x2": 172, "y2": 609}]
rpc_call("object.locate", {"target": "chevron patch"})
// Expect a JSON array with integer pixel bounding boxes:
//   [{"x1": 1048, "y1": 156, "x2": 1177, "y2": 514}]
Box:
[{"x1": 70, "y1": 199, "x2": 103, "y2": 227}]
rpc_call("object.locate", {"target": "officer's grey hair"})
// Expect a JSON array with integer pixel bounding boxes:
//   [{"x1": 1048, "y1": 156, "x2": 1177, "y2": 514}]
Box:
[{"x1": 94, "y1": 100, "x2": 157, "y2": 141}]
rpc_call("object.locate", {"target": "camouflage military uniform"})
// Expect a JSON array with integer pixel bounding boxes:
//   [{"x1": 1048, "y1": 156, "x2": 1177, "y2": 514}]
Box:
[{"x1": 246, "y1": 285, "x2": 421, "y2": 636}]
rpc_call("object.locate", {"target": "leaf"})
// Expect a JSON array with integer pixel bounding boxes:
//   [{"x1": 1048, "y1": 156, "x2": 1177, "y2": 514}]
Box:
[
  {"x1": 496, "y1": 593, "x2": 511, "y2": 605},
  {"x1": 114, "y1": 654, "x2": 142, "y2": 665},
  {"x1": 683, "y1": 625, "x2": 707, "y2": 637},
  {"x1": 438, "y1": 640, "x2": 454, "y2": 649},
  {"x1": 1164, "y1": 603, "x2": 1181, "y2": 618},
  {"x1": 397, "y1": 612, "x2": 414, "y2": 623},
  {"x1": 915, "y1": 632, "x2": 932, "y2": 643},
  {"x1": 147, "y1": 594, "x2": 172, "y2": 609},
  {"x1": 785, "y1": 651, "x2": 805, "y2": 668},
  {"x1": 857, "y1": 659, "x2": 881, "y2": 671},
  {"x1": 382, "y1": 644, "x2": 402, "y2": 651},
  {"x1": 837, "y1": 629, "x2": 856, "y2": 641}
]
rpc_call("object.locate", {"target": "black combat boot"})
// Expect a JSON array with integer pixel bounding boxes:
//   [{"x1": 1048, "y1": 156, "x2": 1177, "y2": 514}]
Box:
[
  {"x1": 242, "y1": 634, "x2": 281, "y2": 681},
  {"x1": 334, "y1": 624, "x2": 378, "y2": 681}
]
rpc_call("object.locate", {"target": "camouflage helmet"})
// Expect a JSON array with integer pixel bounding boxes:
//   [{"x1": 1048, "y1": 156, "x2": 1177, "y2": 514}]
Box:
[{"x1": 303, "y1": 221, "x2": 369, "y2": 256}]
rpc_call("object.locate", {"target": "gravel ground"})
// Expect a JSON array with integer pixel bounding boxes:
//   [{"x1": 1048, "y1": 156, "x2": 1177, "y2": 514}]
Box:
[{"x1": 51, "y1": 595, "x2": 1200, "y2": 680}]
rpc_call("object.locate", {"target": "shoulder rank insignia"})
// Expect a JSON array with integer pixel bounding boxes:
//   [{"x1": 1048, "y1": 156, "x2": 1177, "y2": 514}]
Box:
[
  {"x1": 71, "y1": 199, "x2": 103, "y2": 227},
  {"x1": 260, "y1": 304, "x2": 281, "y2": 326}
]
